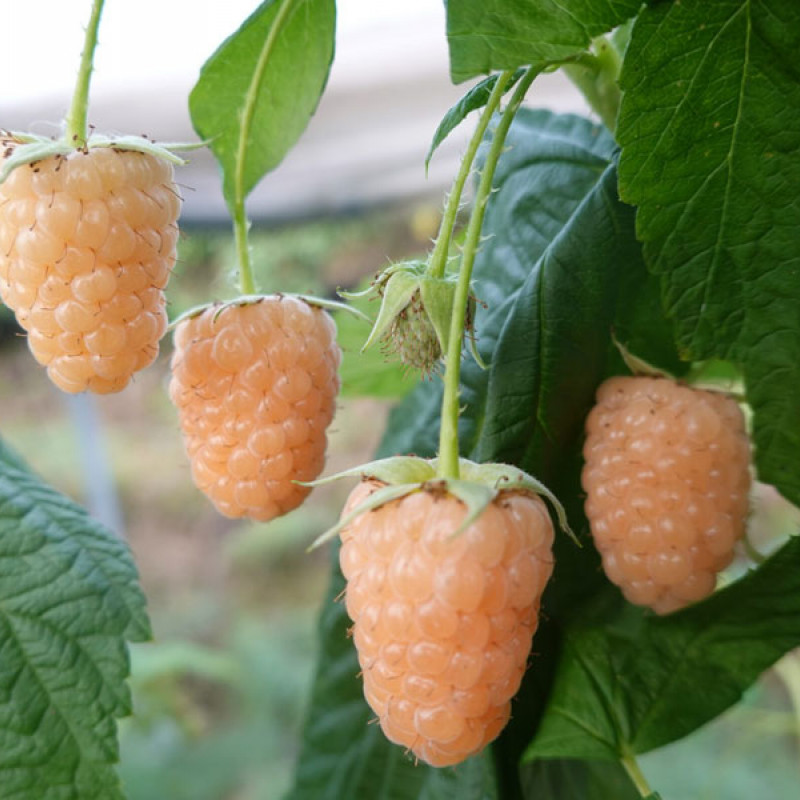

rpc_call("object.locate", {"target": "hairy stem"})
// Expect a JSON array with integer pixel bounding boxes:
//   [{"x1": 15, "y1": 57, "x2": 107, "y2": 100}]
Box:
[
  {"x1": 65, "y1": 0, "x2": 106, "y2": 147},
  {"x1": 437, "y1": 67, "x2": 539, "y2": 480},
  {"x1": 427, "y1": 71, "x2": 514, "y2": 281},
  {"x1": 232, "y1": 0, "x2": 298, "y2": 295}
]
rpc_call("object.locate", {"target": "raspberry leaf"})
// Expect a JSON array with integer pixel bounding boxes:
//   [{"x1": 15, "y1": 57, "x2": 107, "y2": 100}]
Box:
[
  {"x1": 0, "y1": 438, "x2": 149, "y2": 798},
  {"x1": 523, "y1": 536, "x2": 800, "y2": 763},
  {"x1": 617, "y1": 0, "x2": 800, "y2": 505},
  {"x1": 189, "y1": 0, "x2": 336, "y2": 210},
  {"x1": 446, "y1": 0, "x2": 641, "y2": 83},
  {"x1": 425, "y1": 69, "x2": 524, "y2": 170}
]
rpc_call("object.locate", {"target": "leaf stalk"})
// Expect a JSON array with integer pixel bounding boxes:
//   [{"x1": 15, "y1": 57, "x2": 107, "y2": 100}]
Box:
[{"x1": 621, "y1": 751, "x2": 655, "y2": 798}]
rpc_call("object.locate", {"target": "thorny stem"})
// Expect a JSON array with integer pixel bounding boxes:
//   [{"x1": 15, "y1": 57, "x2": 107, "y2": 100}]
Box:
[
  {"x1": 437, "y1": 67, "x2": 539, "y2": 481},
  {"x1": 621, "y1": 751, "x2": 655, "y2": 798},
  {"x1": 65, "y1": 0, "x2": 106, "y2": 147},
  {"x1": 232, "y1": 0, "x2": 298, "y2": 295},
  {"x1": 427, "y1": 71, "x2": 514, "y2": 281}
]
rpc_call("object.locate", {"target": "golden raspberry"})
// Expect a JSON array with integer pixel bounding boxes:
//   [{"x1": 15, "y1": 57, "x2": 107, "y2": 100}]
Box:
[
  {"x1": 0, "y1": 145, "x2": 180, "y2": 393},
  {"x1": 582, "y1": 376, "x2": 751, "y2": 614},
  {"x1": 169, "y1": 296, "x2": 341, "y2": 521},
  {"x1": 339, "y1": 481, "x2": 554, "y2": 767}
]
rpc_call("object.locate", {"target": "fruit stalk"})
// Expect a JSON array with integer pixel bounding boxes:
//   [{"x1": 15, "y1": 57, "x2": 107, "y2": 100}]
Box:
[
  {"x1": 437, "y1": 66, "x2": 538, "y2": 480},
  {"x1": 65, "y1": 0, "x2": 106, "y2": 147},
  {"x1": 232, "y1": 0, "x2": 298, "y2": 296},
  {"x1": 427, "y1": 70, "x2": 514, "y2": 281}
]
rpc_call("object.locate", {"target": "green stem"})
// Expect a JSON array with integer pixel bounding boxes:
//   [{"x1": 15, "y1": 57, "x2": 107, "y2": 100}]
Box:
[
  {"x1": 65, "y1": 0, "x2": 106, "y2": 147},
  {"x1": 621, "y1": 752, "x2": 655, "y2": 798},
  {"x1": 427, "y1": 70, "x2": 514, "y2": 280},
  {"x1": 233, "y1": 199, "x2": 255, "y2": 295},
  {"x1": 563, "y1": 35, "x2": 623, "y2": 132},
  {"x1": 232, "y1": 0, "x2": 298, "y2": 295},
  {"x1": 437, "y1": 67, "x2": 539, "y2": 480}
]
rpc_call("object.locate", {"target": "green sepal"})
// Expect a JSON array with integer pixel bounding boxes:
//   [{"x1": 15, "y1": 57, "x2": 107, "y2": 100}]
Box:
[
  {"x1": 294, "y1": 293, "x2": 370, "y2": 322},
  {"x1": 439, "y1": 478, "x2": 496, "y2": 537},
  {"x1": 0, "y1": 130, "x2": 201, "y2": 184},
  {"x1": 419, "y1": 275, "x2": 458, "y2": 356},
  {"x1": 168, "y1": 292, "x2": 368, "y2": 331},
  {"x1": 360, "y1": 271, "x2": 420, "y2": 352},
  {"x1": 307, "y1": 483, "x2": 422, "y2": 550},
  {"x1": 0, "y1": 136, "x2": 73, "y2": 183},
  {"x1": 300, "y1": 455, "x2": 437, "y2": 487},
  {"x1": 459, "y1": 460, "x2": 577, "y2": 543},
  {"x1": 303, "y1": 455, "x2": 575, "y2": 549}
]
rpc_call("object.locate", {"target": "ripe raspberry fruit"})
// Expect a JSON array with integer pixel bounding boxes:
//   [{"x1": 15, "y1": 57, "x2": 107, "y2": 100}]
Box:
[
  {"x1": 0, "y1": 142, "x2": 180, "y2": 393},
  {"x1": 339, "y1": 481, "x2": 554, "y2": 767},
  {"x1": 169, "y1": 296, "x2": 341, "y2": 521},
  {"x1": 582, "y1": 376, "x2": 751, "y2": 615}
]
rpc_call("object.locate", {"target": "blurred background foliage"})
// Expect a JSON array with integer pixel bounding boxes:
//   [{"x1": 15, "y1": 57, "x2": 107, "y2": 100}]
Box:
[{"x1": 0, "y1": 202, "x2": 798, "y2": 799}]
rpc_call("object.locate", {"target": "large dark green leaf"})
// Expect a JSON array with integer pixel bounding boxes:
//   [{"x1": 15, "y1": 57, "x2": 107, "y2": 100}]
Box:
[
  {"x1": 0, "y1": 438, "x2": 150, "y2": 798},
  {"x1": 190, "y1": 0, "x2": 335, "y2": 210},
  {"x1": 617, "y1": 0, "x2": 800, "y2": 504},
  {"x1": 524, "y1": 537, "x2": 800, "y2": 762},
  {"x1": 446, "y1": 0, "x2": 641, "y2": 82}
]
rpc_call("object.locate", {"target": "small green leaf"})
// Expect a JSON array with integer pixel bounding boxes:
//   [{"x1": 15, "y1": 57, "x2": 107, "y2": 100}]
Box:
[
  {"x1": 0, "y1": 437, "x2": 150, "y2": 798},
  {"x1": 446, "y1": 0, "x2": 641, "y2": 82},
  {"x1": 189, "y1": 0, "x2": 335, "y2": 211},
  {"x1": 425, "y1": 69, "x2": 524, "y2": 170}
]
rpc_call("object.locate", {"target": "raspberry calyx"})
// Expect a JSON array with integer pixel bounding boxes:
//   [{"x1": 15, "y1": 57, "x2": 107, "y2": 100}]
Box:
[{"x1": 346, "y1": 260, "x2": 461, "y2": 375}]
